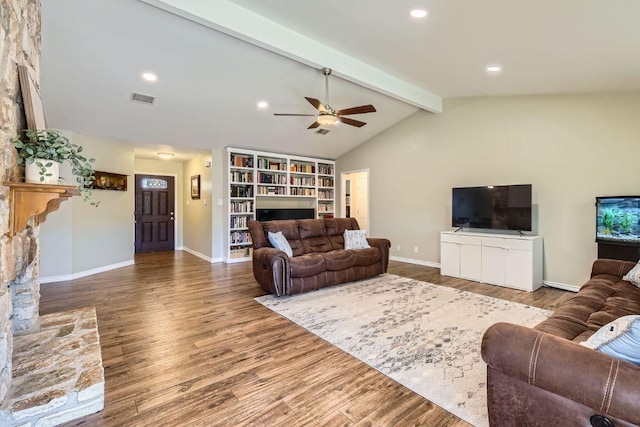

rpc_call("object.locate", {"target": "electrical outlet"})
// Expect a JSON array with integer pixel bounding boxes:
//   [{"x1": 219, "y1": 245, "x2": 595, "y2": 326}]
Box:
[
  {"x1": 414, "y1": 246, "x2": 419, "y2": 254},
  {"x1": 396, "y1": 245, "x2": 400, "y2": 251}
]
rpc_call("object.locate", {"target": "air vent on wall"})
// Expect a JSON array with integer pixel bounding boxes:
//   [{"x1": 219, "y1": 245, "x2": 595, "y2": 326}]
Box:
[
  {"x1": 315, "y1": 129, "x2": 330, "y2": 135},
  {"x1": 130, "y1": 92, "x2": 155, "y2": 105}
]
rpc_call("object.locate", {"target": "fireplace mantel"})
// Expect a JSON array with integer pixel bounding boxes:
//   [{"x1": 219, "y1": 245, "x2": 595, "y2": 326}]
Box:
[{"x1": 3, "y1": 182, "x2": 80, "y2": 237}]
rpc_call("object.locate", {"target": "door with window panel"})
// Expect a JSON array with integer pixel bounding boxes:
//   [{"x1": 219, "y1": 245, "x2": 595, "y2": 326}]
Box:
[{"x1": 135, "y1": 174, "x2": 175, "y2": 253}]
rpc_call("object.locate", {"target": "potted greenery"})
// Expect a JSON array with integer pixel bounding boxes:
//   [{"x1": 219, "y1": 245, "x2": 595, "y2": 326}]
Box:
[{"x1": 11, "y1": 129, "x2": 99, "y2": 205}]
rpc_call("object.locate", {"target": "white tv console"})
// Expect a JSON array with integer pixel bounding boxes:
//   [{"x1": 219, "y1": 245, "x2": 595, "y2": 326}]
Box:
[{"x1": 440, "y1": 231, "x2": 543, "y2": 292}]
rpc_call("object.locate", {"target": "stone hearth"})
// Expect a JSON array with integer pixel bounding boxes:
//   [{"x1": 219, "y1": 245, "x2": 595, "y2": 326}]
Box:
[
  {"x1": 0, "y1": 307, "x2": 104, "y2": 426},
  {"x1": 1, "y1": 1, "x2": 105, "y2": 425}
]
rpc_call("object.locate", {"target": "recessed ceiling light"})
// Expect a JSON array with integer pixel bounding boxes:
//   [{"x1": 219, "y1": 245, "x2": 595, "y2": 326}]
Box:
[
  {"x1": 486, "y1": 65, "x2": 502, "y2": 73},
  {"x1": 142, "y1": 72, "x2": 157, "y2": 82},
  {"x1": 410, "y1": 9, "x2": 428, "y2": 18},
  {"x1": 257, "y1": 101, "x2": 269, "y2": 109},
  {"x1": 157, "y1": 152, "x2": 174, "y2": 159}
]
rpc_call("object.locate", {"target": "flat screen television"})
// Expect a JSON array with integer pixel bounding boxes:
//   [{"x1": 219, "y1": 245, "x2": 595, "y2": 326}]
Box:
[
  {"x1": 452, "y1": 184, "x2": 532, "y2": 231},
  {"x1": 256, "y1": 208, "x2": 315, "y2": 221}
]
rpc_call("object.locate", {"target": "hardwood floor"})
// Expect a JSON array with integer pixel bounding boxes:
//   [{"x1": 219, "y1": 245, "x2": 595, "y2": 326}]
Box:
[{"x1": 39, "y1": 252, "x2": 574, "y2": 426}]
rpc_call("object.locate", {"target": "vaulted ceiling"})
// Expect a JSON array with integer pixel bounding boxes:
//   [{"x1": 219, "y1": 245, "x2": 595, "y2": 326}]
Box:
[{"x1": 40, "y1": 0, "x2": 640, "y2": 160}]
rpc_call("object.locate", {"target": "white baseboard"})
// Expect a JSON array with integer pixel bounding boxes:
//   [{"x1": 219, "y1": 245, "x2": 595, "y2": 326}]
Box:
[
  {"x1": 180, "y1": 247, "x2": 223, "y2": 263},
  {"x1": 390, "y1": 256, "x2": 440, "y2": 268},
  {"x1": 224, "y1": 257, "x2": 251, "y2": 264},
  {"x1": 543, "y1": 280, "x2": 580, "y2": 293},
  {"x1": 389, "y1": 256, "x2": 579, "y2": 293},
  {"x1": 40, "y1": 260, "x2": 135, "y2": 284}
]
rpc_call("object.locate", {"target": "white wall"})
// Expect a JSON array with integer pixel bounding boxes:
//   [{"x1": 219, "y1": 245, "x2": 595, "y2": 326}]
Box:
[
  {"x1": 40, "y1": 132, "x2": 135, "y2": 280},
  {"x1": 211, "y1": 148, "x2": 226, "y2": 261},
  {"x1": 183, "y1": 152, "x2": 214, "y2": 260},
  {"x1": 336, "y1": 92, "x2": 640, "y2": 288}
]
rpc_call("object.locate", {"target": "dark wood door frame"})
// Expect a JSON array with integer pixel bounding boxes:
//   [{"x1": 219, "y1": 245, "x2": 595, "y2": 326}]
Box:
[{"x1": 135, "y1": 174, "x2": 175, "y2": 253}]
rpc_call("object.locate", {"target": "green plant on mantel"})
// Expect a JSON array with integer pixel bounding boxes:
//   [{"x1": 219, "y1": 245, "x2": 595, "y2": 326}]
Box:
[{"x1": 11, "y1": 129, "x2": 99, "y2": 206}]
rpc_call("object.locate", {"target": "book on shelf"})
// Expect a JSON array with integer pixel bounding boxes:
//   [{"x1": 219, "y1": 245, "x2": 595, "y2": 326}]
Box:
[
  {"x1": 230, "y1": 200, "x2": 253, "y2": 213},
  {"x1": 230, "y1": 171, "x2": 253, "y2": 183},
  {"x1": 290, "y1": 163, "x2": 315, "y2": 173},
  {"x1": 289, "y1": 187, "x2": 315, "y2": 196},
  {"x1": 230, "y1": 185, "x2": 254, "y2": 198},
  {"x1": 258, "y1": 157, "x2": 287, "y2": 171},
  {"x1": 230, "y1": 153, "x2": 254, "y2": 168},
  {"x1": 318, "y1": 164, "x2": 334, "y2": 175}
]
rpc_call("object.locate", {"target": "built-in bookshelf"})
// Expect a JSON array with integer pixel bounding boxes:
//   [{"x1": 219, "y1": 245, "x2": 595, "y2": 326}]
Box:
[
  {"x1": 226, "y1": 147, "x2": 335, "y2": 262},
  {"x1": 228, "y1": 151, "x2": 255, "y2": 262},
  {"x1": 256, "y1": 153, "x2": 288, "y2": 197},
  {"x1": 317, "y1": 162, "x2": 335, "y2": 219},
  {"x1": 289, "y1": 159, "x2": 316, "y2": 198}
]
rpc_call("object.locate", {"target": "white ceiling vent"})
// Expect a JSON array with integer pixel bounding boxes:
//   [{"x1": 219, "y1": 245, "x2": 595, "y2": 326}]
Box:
[
  {"x1": 315, "y1": 129, "x2": 330, "y2": 135},
  {"x1": 130, "y1": 92, "x2": 155, "y2": 105}
]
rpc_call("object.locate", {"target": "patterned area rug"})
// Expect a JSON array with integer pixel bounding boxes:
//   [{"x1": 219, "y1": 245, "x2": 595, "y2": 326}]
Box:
[{"x1": 255, "y1": 273, "x2": 551, "y2": 427}]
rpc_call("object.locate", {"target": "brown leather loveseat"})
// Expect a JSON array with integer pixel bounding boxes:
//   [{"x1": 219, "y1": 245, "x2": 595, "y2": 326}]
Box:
[
  {"x1": 481, "y1": 259, "x2": 640, "y2": 427},
  {"x1": 248, "y1": 218, "x2": 390, "y2": 296}
]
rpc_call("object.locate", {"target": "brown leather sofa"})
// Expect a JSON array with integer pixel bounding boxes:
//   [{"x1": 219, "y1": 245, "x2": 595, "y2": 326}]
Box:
[
  {"x1": 482, "y1": 259, "x2": 640, "y2": 427},
  {"x1": 248, "y1": 218, "x2": 390, "y2": 296}
]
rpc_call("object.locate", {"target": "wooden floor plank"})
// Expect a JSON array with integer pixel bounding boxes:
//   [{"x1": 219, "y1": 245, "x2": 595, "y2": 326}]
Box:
[{"x1": 37, "y1": 251, "x2": 573, "y2": 426}]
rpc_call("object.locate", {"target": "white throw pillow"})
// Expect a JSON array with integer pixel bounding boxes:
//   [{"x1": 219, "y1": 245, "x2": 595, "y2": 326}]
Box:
[
  {"x1": 344, "y1": 229, "x2": 370, "y2": 250},
  {"x1": 580, "y1": 315, "x2": 640, "y2": 366},
  {"x1": 267, "y1": 231, "x2": 293, "y2": 257},
  {"x1": 623, "y1": 262, "x2": 640, "y2": 287}
]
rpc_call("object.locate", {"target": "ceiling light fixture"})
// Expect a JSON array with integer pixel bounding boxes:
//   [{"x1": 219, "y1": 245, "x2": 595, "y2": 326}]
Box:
[
  {"x1": 486, "y1": 65, "x2": 502, "y2": 73},
  {"x1": 157, "y1": 152, "x2": 174, "y2": 159},
  {"x1": 410, "y1": 9, "x2": 428, "y2": 18},
  {"x1": 257, "y1": 101, "x2": 269, "y2": 109},
  {"x1": 142, "y1": 72, "x2": 157, "y2": 82},
  {"x1": 317, "y1": 114, "x2": 338, "y2": 126}
]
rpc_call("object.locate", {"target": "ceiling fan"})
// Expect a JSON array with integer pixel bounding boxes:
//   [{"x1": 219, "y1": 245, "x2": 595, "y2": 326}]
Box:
[{"x1": 274, "y1": 68, "x2": 376, "y2": 129}]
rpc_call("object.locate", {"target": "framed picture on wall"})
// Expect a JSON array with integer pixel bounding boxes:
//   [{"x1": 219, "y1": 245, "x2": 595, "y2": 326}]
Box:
[
  {"x1": 191, "y1": 175, "x2": 201, "y2": 199},
  {"x1": 17, "y1": 65, "x2": 47, "y2": 130}
]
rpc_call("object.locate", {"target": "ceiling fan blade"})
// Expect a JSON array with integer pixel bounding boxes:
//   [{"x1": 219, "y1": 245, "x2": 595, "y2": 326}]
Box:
[
  {"x1": 337, "y1": 116, "x2": 366, "y2": 127},
  {"x1": 305, "y1": 97, "x2": 327, "y2": 113},
  {"x1": 336, "y1": 104, "x2": 377, "y2": 115},
  {"x1": 274, "y1": 113, "x2": 317, "y2": 116},
  {"x1": 307, "y1": 121, "x2": 321, "y2": 129}
]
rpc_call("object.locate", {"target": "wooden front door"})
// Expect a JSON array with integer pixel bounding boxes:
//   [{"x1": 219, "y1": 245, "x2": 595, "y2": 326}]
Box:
[{"x1": 135, "y1": 174, "x2": 175, "y2": 253}]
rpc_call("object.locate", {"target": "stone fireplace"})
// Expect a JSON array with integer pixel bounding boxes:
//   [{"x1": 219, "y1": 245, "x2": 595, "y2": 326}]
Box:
[
  {"x1": 0, "y1": 0, "x2": 42, "y2": 403},
  {"x1": 0, "y1": 2, "x2": 104, "y2": 425}
]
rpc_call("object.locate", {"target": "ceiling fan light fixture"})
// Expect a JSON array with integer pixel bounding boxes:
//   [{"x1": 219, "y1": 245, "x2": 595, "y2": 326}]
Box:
[{"x1": 317, "y1": 114, "x2": 337, "y2": 126}]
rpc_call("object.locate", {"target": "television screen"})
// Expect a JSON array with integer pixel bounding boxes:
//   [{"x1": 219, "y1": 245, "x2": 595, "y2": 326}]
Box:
[
  {"x1": 452, "y1": 185, "x2": 532, "y2": 231},
  {"x1": 256, "y1": 208, "x2": 316, "y2": 221}
]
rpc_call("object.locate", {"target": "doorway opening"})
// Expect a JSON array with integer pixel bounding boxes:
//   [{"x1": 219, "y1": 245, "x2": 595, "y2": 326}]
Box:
[
  {"x1": 134, "y1": 174, "x2": 175, "y2": 253},
  {"x1": 341, "y1": 169, "x2": 370, "y2": 235}
]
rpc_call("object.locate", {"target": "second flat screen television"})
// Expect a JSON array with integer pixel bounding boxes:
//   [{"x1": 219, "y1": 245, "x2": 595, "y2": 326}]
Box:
[
  {"x1": 452, "y1": 184, "x2": 532, "y2": 231},
  {"x1": 256, "y1": 208, "x2": 315, "y2": 221}
]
